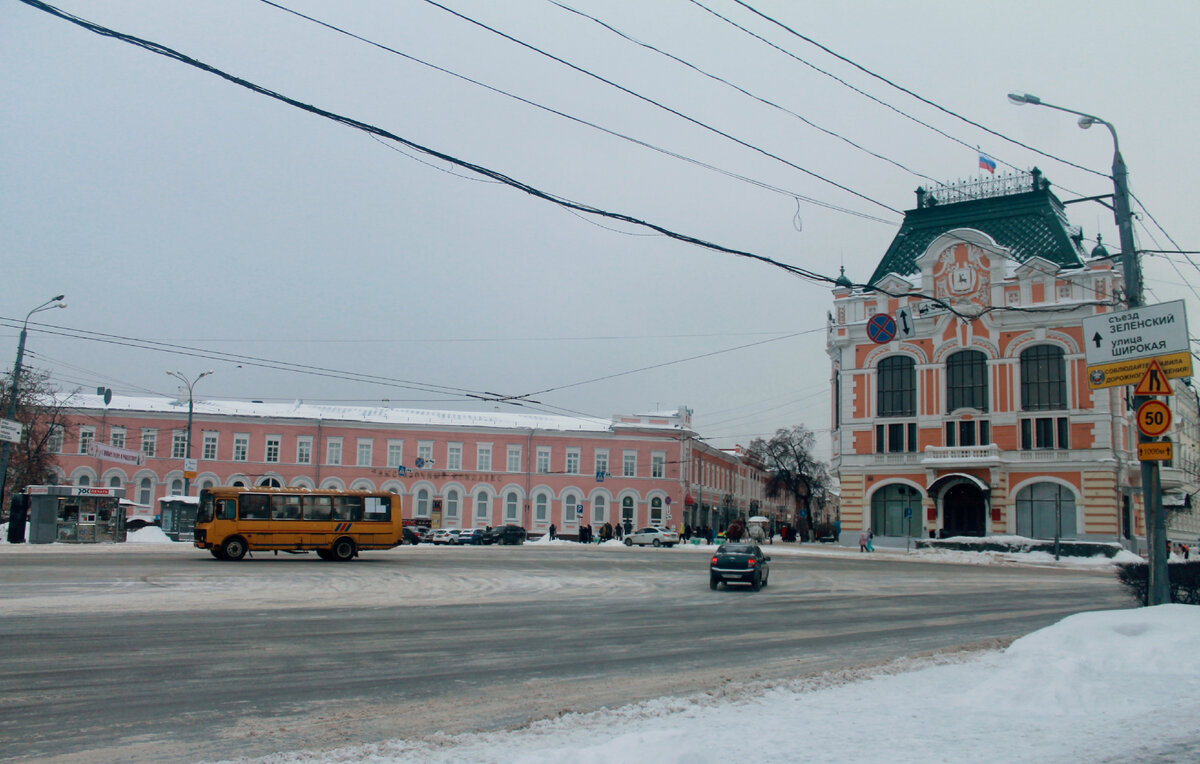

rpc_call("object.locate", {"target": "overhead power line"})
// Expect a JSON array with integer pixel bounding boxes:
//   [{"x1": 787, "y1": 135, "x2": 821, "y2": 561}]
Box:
[{"x1": 417, "y1": 0, "x2": 901, "y2": 214}]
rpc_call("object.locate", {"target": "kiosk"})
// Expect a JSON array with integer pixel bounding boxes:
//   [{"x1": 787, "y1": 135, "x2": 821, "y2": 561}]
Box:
[
  {"x1": 159, "y1": 495, "x2": 199, "y2": 541},
  {"x1": 25, "y1": 485, "x2": 127, "y2": 544}
]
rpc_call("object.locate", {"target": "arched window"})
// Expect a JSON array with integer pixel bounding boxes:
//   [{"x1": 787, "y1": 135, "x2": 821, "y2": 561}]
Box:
[
  {"x1": 258, "y1": 477, "x2": 281, "y2": 488},
  {"x1": 877, "y1": 356, "x2": 916, "y2": 417},
  {"x1": 170, "y1": 479, "x2": 183, "y2": 495},
  {"x1": 621, "y1": 496, "x2": 635, "y2": 530},
  {"x1": 475, "y1": 491, "x2": 490, "y2": 523},
  {"x1": 563, "y1": 493, "x2": 578, "y2": 524},
  {"x1": 534, "y1": 493, "x2": 549, "y2": 524},
  {"x1": 109, "y1": 475, "x2": 122, "y2": 488},
  {"x1": 416, "y1": 488, "x2": 430, "y2": 518},
  {"x1": 592, "y1": 494, "x2": 607, "y2": 523},
  {"x1": 1020, "y1": 345, "x2": 1066, "y2": 411},
  {"x1": 138, "y1": 477, "x2": 153, "y2": 504},
  {"x1": 870, "y1": 484, "x2": 922, "y2": 537},
  {"x1": 198, "y1": 479, "x2": 214, "y2": 492},
  {"x1": 505, "y1": 491, "x2": 519, "y2": 523},
  {"x1": 650, "y1": 496, "x2": 664, "y2": 525},
  {"x1": 946, "y1": 350, "x2": 988, "y2": 412},
  {"x1": 444, "y1": 488, "x2": 460, "y2": 519},
  {"x1": 1015, "y1": 483, "x2": 1076, "y2": 539},
  {"x1": 78, "y1": 474, "x2": 91, "y2": 487}
]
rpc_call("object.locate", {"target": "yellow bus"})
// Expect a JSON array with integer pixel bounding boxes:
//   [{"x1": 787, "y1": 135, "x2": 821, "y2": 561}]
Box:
[{"x1": 194, "y1": 487, "x2": 403, "y2": 561}]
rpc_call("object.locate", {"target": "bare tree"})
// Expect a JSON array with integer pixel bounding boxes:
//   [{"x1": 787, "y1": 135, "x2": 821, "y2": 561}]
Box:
[
  {"x1": 1, "y1": 369, "x2": 74, "y2": 515},
  {"x1": 745, "y1": 425, "x2": 831, "y2": 531}
]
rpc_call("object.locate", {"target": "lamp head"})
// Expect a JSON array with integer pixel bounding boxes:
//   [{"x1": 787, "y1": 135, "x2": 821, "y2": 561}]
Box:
[
  {"x1": 1007, "y1": 92, "x2": 1041, "y2": 106},
  {"x1": 52, "y1": 294, "x2": 65, "y2": 302},
  {"x1": 1077, "y1": 115, "x2": 1097, "y2": 130},
  {"x1": 55, "y1": 302, "x2": 67, "y2": 309}
]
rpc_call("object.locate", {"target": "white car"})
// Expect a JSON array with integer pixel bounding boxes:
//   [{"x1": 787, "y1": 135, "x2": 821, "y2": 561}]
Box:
[
  {"x1": 430, "y1": 529, "x2": 460, "y2": 545},
  {"x1": 624, "y1": 527, "x2": 679, "y2": 548}
]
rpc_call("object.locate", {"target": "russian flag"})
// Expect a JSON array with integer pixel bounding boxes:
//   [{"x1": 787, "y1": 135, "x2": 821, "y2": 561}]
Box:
[{"x1": 978, "y1": 153, "x2": 997, "y2": 174}]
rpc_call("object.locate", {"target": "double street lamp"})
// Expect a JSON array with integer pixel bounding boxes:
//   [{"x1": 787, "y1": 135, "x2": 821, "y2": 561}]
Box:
[
  {"x1": 0, "y1": 295, "x2": 67, "y2": 515},
  {"x1": 1008, "y1": 92, "x2": 1167, "y2": 605},
  {"x1": 167, "y1": 370, "x2": 213, "y2": 497}
]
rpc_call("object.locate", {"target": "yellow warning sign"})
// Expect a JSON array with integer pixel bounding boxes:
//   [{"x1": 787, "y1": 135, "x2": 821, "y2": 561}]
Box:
[
  {"x1": 1138, "y1": 441, "x2": 1173, "y2": 461},
  {"x1": 1133, "y1": 359, "x2": 1173, "y2": 396},
  {"x1": 1087, "y1": 350, "x2": 1193, "y2": 390}
]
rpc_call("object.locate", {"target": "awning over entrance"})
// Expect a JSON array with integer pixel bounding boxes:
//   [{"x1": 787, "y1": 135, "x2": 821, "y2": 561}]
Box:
[{"x1": 926, "y1": 472, "x2": 989, "y2": 499}]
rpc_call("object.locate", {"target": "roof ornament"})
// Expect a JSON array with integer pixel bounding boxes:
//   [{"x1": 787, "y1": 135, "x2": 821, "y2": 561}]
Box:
[{"x1": 1090, "y1": 233, "x2": 1111, "y2": 260}]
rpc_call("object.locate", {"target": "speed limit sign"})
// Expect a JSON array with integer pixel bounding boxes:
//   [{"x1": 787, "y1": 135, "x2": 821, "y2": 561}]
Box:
[{"x1": 1137, "y1": 400, "x2": 1172, "y2": 438}]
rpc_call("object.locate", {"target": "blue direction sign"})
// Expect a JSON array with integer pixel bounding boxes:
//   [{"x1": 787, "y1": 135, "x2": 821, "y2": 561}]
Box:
[{"x1": 867, "y1": 314, "x2": 897, "y2": 344}]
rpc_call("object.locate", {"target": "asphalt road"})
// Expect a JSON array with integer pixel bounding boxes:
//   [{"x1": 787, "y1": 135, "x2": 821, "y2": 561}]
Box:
[{"x1": 0, "y1": 543, "x2": 1132, "y2": 762}]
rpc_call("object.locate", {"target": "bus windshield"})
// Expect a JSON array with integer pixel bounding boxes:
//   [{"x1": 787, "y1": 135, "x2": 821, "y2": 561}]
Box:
[{"x1": 196, "y1": 491, "x2": 214, "y2": 524}]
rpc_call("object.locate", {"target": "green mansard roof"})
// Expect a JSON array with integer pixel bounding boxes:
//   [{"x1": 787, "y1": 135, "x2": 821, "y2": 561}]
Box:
[{"x1": 868, "y1": 169, "x2": 1088, "y2": 285}]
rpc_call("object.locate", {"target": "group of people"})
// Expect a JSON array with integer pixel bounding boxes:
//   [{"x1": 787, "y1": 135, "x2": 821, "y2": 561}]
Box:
[
  {"x1": 858, "y1": 529, "x2": 875, "y2": 552},
  {"x1": 547, "y1": 522, "x2": 625, "y2": 543}
]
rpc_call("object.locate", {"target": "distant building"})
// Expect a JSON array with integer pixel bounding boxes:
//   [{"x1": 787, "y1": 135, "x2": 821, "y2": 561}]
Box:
[
  {"x1": 828, "y1": 170, "x2": 1150, "y2": 542},
  {"x1": 51, "y1": 397, "x2": 772, "y2": 536}
]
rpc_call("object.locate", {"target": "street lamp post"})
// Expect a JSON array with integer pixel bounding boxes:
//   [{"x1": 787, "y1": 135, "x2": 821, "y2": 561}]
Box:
[
  {"x1": 1008, "y1": 92, "x2": 1168, "y2": 604},
  {"x1": 0, "y1": 295, "x2": 67, "y2": 516},
  {"x1": 166, "y1": 370, "x2": 213, "y2": 497}
]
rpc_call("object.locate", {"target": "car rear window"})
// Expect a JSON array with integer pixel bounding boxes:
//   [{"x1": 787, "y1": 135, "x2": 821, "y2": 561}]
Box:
[{"x1": 719, "y1": 544, "x2": 756, "y2": 554}]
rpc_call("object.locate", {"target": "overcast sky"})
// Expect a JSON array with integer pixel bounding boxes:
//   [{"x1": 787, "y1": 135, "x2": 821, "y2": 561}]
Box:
[{"x1": 3, "y1": 0, "x2": 1198, "y2": 458}]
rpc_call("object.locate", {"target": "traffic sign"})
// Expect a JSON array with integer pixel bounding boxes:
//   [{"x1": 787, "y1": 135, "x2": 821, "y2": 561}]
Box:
[
  {"x1": 1133, "y1": 360, "x2": 1173, "y2": 397},
  {"x1": 0, "y1": 418, "x2": 23, "y2": 444},
  {"x1": 1138, "y1": 441, "x2": 1173, "y2": 462},
  {"x1": 867, "y1": 314, "x2": 897, "y2": 344},
  {"x1": 1083, "y1": 300, "x2": 1192, "y2": 390},
  {"x1": 1136, "y1": 400, "x2": 1172, "y2": 438},
  {"x1": 896, "y1": 308, "x2": 913, "y2": 337}
]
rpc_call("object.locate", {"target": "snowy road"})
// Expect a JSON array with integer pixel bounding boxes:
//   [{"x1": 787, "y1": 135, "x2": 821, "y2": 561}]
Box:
[{"x1": 0, "y1": 543, "x2": 1130, "y2": 762}]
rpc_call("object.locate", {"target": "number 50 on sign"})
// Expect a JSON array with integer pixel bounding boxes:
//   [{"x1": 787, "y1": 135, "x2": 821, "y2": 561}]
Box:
[{"x1": 1137, "y1": 400, "x2": 1172, "y2": 438}]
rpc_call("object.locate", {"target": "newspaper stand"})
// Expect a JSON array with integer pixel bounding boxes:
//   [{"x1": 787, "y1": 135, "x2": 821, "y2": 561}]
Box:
[
  {"x1": 159, "y1": 495, "x2": 200, "y2": 542},
  {"x1": 24, "y1": 485, "x2": 126, "y2": 544}
]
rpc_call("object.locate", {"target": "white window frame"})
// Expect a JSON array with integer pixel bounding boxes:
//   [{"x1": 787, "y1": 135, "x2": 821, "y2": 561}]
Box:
[
  {"x1": 109, "y1": 426, "x2": 126, "y2": 449},
  {"x1": 536, "y1": 447, "x2": 551, "y2": 474},
  {"x1": 446, "y1": 442, "x2": 462, "y2": 470},
  {"x1": 623, "y1": 450, "x2": 637, "y2": 478},
  {"x1": 386, "y1": 440, "x2": 403, "y2": 468},
  {"x1": 326, "y1": 437, "x2": 343, "y2": 466},
  {"x1": 141, "y1": 428, "x2": 157, "y2": 457},
  {"x1": 78, "y1": 426, "x2": 95, "y2": 455},
  {"x1": 565, "y1": 448, "x2": 580, "y2": 475},
  {"x1": 418, "y1": 440, "x2": 434, "y2": 466},
  {"x1": 171, "y1": 430, "x2": 188, "y2": 459},
  {"x1": 265, "y1": 435, "x2": 281, "y2": 463},
  {"x1": 357, "y1": 438, "x2": 373, "y2": 467},
  {"x1": 507, "y1": 445, "x2": 522, "y2": 473},
  {"x1": 297, "y1": 436, "x2": 313, "y2": 464},
  {"x1": 651, "y1": 451, "x2": 666, "y2": 479},
  {"x1": 477, "y1": 443, "x2": 492, "y2": 472},
  {"x1": 233, "y1": 434, "x2": 249, "y2": 462},
  {"x1": 202, "y1": 431, "x2": 218, "y2": 461},
  {"x1": 594, "y1": 449, "x2": 609, "y2": 477}
]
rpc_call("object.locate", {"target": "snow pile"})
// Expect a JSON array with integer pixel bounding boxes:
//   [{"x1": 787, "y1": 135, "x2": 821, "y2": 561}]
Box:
[
  {"x1": 126, "y1": 525, "x2": 173, "y2": 544},
  {"x1": 244, "y1": 606, "x2": 1200, "y2": 764}
]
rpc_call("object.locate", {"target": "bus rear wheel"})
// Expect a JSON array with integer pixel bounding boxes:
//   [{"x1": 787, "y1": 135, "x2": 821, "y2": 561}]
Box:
[
  {"x1": 315, "y1": 549, "x2": 332, "y2": 561},
  {"x1": 221, "y1": 536, "x2": 248, "y2": 561},
  {"x1": 330, "y1": 537, "x2": 356, "y2": 562}
]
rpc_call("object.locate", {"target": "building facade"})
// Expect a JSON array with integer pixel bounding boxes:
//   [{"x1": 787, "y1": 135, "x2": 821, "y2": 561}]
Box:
[
  {"x1": 50, "y1": 397, "x2": 773, "y2": 536},
  {"x1": 828, "y1": 170, "x2": 1165, "y2": 543}
]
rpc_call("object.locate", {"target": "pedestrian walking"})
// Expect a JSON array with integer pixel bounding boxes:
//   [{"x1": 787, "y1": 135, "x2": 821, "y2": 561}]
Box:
[
  {"x1": 867, "y1": 529, "x2": 875, "y2": 552},
  {"x1": 549, "y1": 523, "x2": 556, "y2": 541},
  {"x1": 859, "y1": 531, "x2": 868, "y2": 553}
]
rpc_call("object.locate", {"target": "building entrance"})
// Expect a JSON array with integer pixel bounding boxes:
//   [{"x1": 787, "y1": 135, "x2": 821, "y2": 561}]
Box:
[{"x1": 942, "y1": 483, "x2": 986, "y2": 537}]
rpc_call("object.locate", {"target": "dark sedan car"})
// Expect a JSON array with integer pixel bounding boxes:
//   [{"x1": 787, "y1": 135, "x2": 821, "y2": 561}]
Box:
[
  {"x1": 402, "y1": 526, "x2": 423, "y2": 545},
  {"x1": 483, "y1": 525, "x2": 527, "y2": 545},
  {"x1": 710, "y1": 543, "x2": 770, "y2": 590}
]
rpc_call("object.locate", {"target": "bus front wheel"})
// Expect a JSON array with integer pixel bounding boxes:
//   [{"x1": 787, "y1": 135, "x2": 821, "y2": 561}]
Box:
[
  {"x1": 210, "y1": 548, "x2": 227, "y2": 560},
  {"x1": 331, "y1": 537, "x2": 356, "y2": 562},
  {"x1": 221, "y1": 536, "x2": 248, "y2": 561}
]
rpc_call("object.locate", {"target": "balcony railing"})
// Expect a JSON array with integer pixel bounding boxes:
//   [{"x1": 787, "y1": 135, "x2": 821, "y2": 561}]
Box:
[{"x1": 922, "y1": 444, "x2": 1001, "y2": 464}]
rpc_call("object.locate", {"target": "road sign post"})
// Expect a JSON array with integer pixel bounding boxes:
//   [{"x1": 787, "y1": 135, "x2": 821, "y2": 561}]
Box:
[{"x1": 1083, "y1": 300, "x2": 1191, "y2": 390}]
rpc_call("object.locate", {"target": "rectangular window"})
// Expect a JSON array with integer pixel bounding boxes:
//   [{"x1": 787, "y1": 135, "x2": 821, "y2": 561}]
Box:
[
  {"x1": 507, "y1": 445, "x2": 522, "y2": 473},
  {"x1": 594, "y1": 449, "x2": 609, "y2": 477},
  {"x1": 944, "y1": 421, "x2": 955, "y2": 447},
  {"x1": 109, "y1": 427, "x2": 126, "y2": 449},
  {"x1": 888, "y1": 423, "x2": 905, "y2": 452},
  {"x1": 537, "y1": 447, "x2": 551, "y2": 474},
  {"x1": 141, "y1": 429, "x2": 157, "y2": 457},
  {"x1": 297, "y1": 436, "x2": 312, "y2": 464},
  {"x1": 1021, "y1": 417, "x2": 1069, "y2": 450},
  {"x1": 172, "y1": 430, "x2": 188, "y2": 459},
  {"x1": 79, "y1": 426, "x2": 95, "y2": 455},
  {"x1": 446, "y1": 442, "x2": 462, "y2": 470},
  {"x1": 566, "y1": 448, "x2": 580, "y2": 475},
  {"x1": 980, "y1": 421, "x2": 991, "y2": 446},
  {"x1": 233, "y1": 434, "x2": 249, "y2": 462},
  {"x1": 418, "y1": 441, "x2": 433, "y2": 466},
  {"x1": 958, "y1": 421, "x2": 976, "y2": 447},
  {"x1": 623, "y1": 451, "x2": 637, "y2": 477},
  {"x1": 878, "y1": 421, "x2": 917, "y2": 453},
  {"x1": 1057, "y1": 417, "x2": 1070, "y2": 450},
  {"x1": 651, "y1": 452, "x2": 665, "y2": 479},
  {"x1": 357, "y1": 439, "x2": 373, "y2": 467},
  {"x1": 202, "y1": 432, "x2": 218, "y2": 460},
  {"x1": 876, "y1": 424, "x2": 885, "y2": 453},
  {"x1": 326, "y1": 437, "x2": 343, "y2": 466},
  {"x1": 387, "y1": 440, "x2": 404, "y2": 468},
  {"x1": 477, "y1": 444, "x2": 492, "y2": 472},
  {"x1": 48, "y1": 425, "x2": 64, "y2": 454},
  {"x1": 265, "y1": 436, "x2": 281, "y2": 463}
]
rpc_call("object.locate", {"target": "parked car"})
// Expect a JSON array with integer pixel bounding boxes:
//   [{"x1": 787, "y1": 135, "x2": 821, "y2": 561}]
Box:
[
  {"x1": 402, "y1": 526, "x2": 422, "y2": 545},
  {"x1": 417, "y1": 527, "x2": 436, "y2": 544},
  {"x1": 430, "y1": 529, "x2": 460, "y2": 545},
  {"x1": 710, "y1": 543, "x2": 770, "y2": 590},
  {"x1": 456, "y1": 528, "x2": 484, "y2": 545},
  {"x1": 623, "y1": 526, "x2": 679, "y2": 547},
  {"x1": 483, "y1": 525, "x2": 527, "y2": 545}
]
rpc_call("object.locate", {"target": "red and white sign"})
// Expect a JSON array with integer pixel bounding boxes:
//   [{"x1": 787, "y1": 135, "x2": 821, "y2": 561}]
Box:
[
  {"x1": 88, "y1": 441, "x2": 146, "y2": 466},
  {"x1": 1136, "y1": 400, "x2": 1172, "y2": 438}
]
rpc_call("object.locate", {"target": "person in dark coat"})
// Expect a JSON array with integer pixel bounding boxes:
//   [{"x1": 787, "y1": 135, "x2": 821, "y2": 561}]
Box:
[{"x1": 549, "y1": 523, "x2": 557, "y2": 540}]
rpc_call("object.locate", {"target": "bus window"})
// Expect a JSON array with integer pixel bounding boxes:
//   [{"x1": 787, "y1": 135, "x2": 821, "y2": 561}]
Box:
[
  {"x1": 332, "y1": 496, "x2": 363, "y2": 522},
  {"x1": 304, "y1": 496, "x2": 332, "y2": 522},
  {"x1": 217, "y1": 499, "x2": 236, "y2": 520},
  {"x1": 240, "y1": 494, "x2": 270, "y2": 520},
  {"x1": 363, "y1": 496, "x2": 391, "y2": 522},
  {"x1": 270, "y1": 495, "x2": 303, "y2": 521}
]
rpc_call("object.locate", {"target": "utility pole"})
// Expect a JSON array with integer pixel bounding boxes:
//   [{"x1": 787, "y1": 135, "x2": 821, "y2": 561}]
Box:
[{"x1": 1009, "y1": 93, "x2": 1168, "y2": 604}]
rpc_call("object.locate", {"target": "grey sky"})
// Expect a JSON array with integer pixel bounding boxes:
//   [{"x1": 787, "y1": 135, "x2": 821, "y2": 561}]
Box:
[{"x1": 3, "y1": 0, "x2": 1197, "y2": 458}]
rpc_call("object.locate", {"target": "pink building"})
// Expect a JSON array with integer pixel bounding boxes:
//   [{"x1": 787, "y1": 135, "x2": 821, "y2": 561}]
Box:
[{"x1": 53, "y1": 397, "x2": 772, "y2": 536}]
